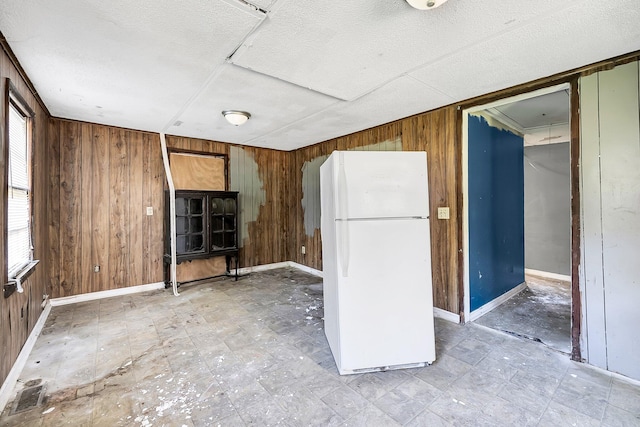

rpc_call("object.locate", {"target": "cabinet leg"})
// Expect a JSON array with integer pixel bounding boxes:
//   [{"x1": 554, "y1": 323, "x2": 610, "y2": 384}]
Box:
[{"x1": 164, "y1": 263, "x2": 170, "y2": 289}]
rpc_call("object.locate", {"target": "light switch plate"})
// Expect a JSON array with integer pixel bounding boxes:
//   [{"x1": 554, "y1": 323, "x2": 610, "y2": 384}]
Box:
[
  {"x1": 437, "y1": 207, "x2": 450, "y2": 220},
  {"x1": 146, "y1": 207, "x2": 153, "y2": 216}
]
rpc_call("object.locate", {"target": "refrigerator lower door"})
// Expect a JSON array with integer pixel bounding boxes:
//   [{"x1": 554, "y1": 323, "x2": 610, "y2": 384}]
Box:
[{"x1": 333, "y1": 218, "x2": 435, "y2": 374}]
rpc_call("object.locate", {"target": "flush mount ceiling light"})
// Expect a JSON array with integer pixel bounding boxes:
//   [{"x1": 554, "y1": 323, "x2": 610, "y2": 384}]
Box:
[
  {"x1": 406, "y1": 0, "x2": 449, "y2": 9},
  {"x1": 222, "y1": 110, "x2": 251, "y2": 126}
]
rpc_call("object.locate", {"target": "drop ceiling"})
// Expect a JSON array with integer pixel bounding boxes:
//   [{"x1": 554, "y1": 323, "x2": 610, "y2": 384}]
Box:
[
  {"x1": 0, "y1": 0, "x2": 638, "y2": 150},
  {"x1": 484, "y1": 89, "x2": 571, "y2": 146}
]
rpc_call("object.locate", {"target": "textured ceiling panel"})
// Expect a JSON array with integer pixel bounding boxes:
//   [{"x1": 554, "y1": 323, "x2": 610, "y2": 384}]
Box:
[
  {"x1": 229, "y1": 0, "x2": 576, "y2": 101},
  {"x1": 409, "y1": 0, "x2": 640, "y2": 104},
  {"x1": 493, "y1": 91, "x2": 570, "y2": 130},
  {"x1": 168, "y1": 64, "x2": 339, "y2": 149},
  {"x1": 0, "y1": 0, "x2": 263, "y2": 132},
  {"x1": 241, "y1": 76, "x2": 455, "y2": 151},
  {"x1": 0, "y1": 0, "x2": 638, "y2": 150}
]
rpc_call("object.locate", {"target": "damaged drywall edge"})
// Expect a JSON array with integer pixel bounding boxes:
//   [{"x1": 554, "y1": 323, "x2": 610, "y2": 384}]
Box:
[
  {"x1": 301, "y1": 138, "x2": 402, "y2": 236},
  {"x1": 471, "y1": 112, "x2": 524, "y2": 137},
  {"x1": 301, "y1": 154, "x2": 329, "y2": 236},
  {"x1": 352, "y1": 138, "x2": 402, "y2": 152},
  {"x1": 229, "y1": 146, "x2": 266, "y2": 247}
]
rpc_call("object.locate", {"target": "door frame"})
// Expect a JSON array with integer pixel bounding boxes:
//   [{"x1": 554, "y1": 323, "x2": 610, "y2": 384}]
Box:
[{"x1": 461, "y1": 81, "x2": 580, "y2": 358}]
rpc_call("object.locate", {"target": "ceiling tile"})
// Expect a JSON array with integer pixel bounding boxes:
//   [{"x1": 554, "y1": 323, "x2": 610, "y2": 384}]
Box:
[
  {"x1": 229, "y1": 0, "x2": 569, "y2": 101},
  {"x1": 410, "y1": 0, "x2": 640, "y2": 103},
  {"x1": 0, "y1": 0, "x2": 264, "y2": 132},
  {"x1": 494, "y1": 91, "x2": 570, "y2": 130},
  {"x1": 167, "y1": 64, "x2": 339, "y2": 149},
  {"x1": 0, "y1": 0, "x2": 638, "y2": 150},
  {"x1": 241, "y1": 76, "x2": 454, "y2": 150}
]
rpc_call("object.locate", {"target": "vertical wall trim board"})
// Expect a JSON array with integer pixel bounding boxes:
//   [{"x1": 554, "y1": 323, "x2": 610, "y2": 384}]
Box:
[
  {"x1": 570, "y1": 78, "x2": 582, "y2": 362},
  {"x1": 579, "y1": 72, "x2": 607, "y2": 369},
  {"x1": 159, "y1": 133, "x2": 178, "y2": 296},
  {"x1": 462, "y1": 111, "x2": 471, "y2": 322},
  {"x1": 455, "y1": 107, "x2": 465, "y2": 321},
  {"x1": 597, "y1": 73, "x2": 608, "y2": 367}
]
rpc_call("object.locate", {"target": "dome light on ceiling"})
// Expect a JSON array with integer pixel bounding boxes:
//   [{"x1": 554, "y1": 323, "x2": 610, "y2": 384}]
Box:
[
  {"x1": 222, "y1": 110, "x2": 251, "y2": 126},
  {"x1": 406, "y1": 0, "x2": 449, "y2": 9}
]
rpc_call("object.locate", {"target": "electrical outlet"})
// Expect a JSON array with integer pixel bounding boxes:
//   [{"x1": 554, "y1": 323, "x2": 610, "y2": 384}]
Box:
[
  {"x1": 94, "y1": 265, "x2": 100, "y2": 273},
  {"x1": 146, "y1": 206, "x2": 153, "y2": 216},
  {"x1": 301, "y1": 246, "x2": 306, "y2": 255},
  {"x1": 437, "y1": 207, "x2": 450, "y2": 220}
]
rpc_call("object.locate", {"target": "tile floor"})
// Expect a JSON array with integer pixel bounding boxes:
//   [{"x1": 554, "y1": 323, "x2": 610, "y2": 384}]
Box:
[
  {"x1": 476, "y1": 274, "x2": 571, "y2": 354},
  {"x1": 1, "y1": 267, "x2": 639, "y2": 426}
]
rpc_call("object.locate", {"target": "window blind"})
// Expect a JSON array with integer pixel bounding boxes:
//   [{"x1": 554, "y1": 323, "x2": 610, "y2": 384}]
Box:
[{"x1": 8, "y1": 102, "x2": 31, "y2": 276}]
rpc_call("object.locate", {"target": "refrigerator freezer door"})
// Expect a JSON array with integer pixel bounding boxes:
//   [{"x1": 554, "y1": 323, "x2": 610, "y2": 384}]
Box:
[
  {"x1": 334, "y1": 218, "x2": 435, "y2": 373},
  {"x1": 333, "y1": 151, "x2": 429, "y2": 220}
]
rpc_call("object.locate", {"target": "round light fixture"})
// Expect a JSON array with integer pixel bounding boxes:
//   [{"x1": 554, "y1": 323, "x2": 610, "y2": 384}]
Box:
[
  {"x1": 406, "y1": 0, "x2": 449, "y2": 9},
  {"x1": 222, "y1": 110, "x2": 251, "y2": 126}
]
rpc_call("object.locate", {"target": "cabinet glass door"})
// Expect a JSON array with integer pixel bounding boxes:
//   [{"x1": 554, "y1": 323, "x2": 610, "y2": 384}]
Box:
[
  {"x1": 175, "y1": 195, "x2": 207, "y2": 255},
  {"x1": 211, "y1": 197, "x2": 237, "y2": 250}
]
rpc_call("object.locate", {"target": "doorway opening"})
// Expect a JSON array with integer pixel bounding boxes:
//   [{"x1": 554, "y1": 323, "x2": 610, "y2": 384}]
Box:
[{"x1": 462, "y1": 83, "x2": 573, "y2": 354}]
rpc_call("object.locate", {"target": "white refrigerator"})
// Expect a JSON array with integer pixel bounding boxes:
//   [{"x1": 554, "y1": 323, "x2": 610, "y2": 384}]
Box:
[{"x1": 320, "y1": 151, "x2": 436, "y2": 375}]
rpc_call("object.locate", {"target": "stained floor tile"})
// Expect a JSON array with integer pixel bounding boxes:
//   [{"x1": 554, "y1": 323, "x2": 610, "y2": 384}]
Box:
[
  {"x1": 475, "y1": 274, "x2": 571, "y2": 354},
  {"x1": 2, "y1": 267, "x2": 640, "y2": 426}
]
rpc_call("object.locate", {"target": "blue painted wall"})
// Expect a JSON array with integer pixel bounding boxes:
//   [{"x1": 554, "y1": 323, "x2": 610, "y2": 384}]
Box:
[{"x1": 468, "y1": 115, "x2": 525, "y2": 311}]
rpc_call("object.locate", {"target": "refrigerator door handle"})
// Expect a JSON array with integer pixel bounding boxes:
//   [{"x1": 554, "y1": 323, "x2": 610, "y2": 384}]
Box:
[
  {"x1": 337, "y1": 152, "x2": 349, "y2": 220},
  {"x1": 338, "y1": 220, "x2": 350, "y2": 277},
  {"x1": 338, "y1": 153, "x2": 350, "y2": 277}
]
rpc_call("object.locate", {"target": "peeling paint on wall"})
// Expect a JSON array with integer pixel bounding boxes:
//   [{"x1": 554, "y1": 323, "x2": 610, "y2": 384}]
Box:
[
  {"x1": 302, "y1": 154, "x2": 329, "y2": 236},
  {"x1": 229, "y1": 146, "x2": 265, "y2": 247},
  {"x1": 471, "y1": 112, "x2": 524, "y2": 136},
  {"x1": 301, "y1": 138, "x2": 402, "y2": 236}
]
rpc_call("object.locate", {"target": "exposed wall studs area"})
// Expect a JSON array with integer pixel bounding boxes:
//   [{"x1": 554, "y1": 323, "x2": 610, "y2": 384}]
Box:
[{"x1": 1, "y1": 4, "x2": 640, "y2": 423}]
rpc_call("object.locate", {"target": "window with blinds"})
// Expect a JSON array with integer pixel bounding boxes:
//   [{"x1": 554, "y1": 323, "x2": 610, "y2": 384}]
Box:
[{"x1": 7, "y1": 101, "x2": 32, "y2": 277}]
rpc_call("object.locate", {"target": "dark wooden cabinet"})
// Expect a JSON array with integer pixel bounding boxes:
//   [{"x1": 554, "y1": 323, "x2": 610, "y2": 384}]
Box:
[{"x1": 164, "y1": 190, "x2": 239, "y2": 283}]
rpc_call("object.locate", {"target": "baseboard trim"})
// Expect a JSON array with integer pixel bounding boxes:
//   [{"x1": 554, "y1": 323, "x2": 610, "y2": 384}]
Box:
[
  {"x1": 525, "y1": 268, "x2": 571, "y2": 282},
  {"x1": 469, "y1": 282, "x2": 527, "y2": 322},
  {"x1": 288, "y1": 262, "x2": 323, "y2": 277},
  {"x1": 571, "y1": 359, "x2": 640, "y2": 387},
  {"x1": 235, "y1": 262, "x2": 292, "y2": 275},
  {"x1": 433, "y1": 307, "x2": 460, "y2": 323},
  {"x1": 234, "y1": 261, "x2": 323, "y2": 278},
  {"x1": 0, "y1": 303, "x2": 51, "y2": 413},
  {"x1": 50, "y1": 262, "x2": 319, "y2": 306},
  {"x1": 50, "y1": 282, "x2": 165, "y2": 306}
]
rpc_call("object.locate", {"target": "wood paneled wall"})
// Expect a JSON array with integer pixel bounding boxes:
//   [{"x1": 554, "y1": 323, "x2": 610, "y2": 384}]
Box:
[
  {"x1": 0, "y1": 45, "x2": 50, "y2": 389},
  {"x1": 49, "y1": 123, "x2": 165, "y2": 297},
  {"x1": 289, "y1": 112, "x2": 461, "y2": 314},
  {"x1": 47, "y1": 127, "x2": 291, "y2": 298},
  {"x1": 403, "y1": 108, "x2": 460, "y2": 314},
  {"x1": 229, "y1": 145, "x2": 291, "y2": 268}
]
